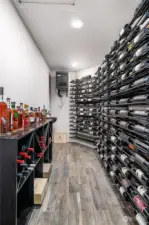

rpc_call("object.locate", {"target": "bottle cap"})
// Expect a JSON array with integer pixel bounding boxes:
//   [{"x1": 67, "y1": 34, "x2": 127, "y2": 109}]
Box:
[
  {"x1": 6, "y1": 97, "x2": 10, "y2": 102},
  {"x1": 0, "y1": 87, "x2": 4, "y2": 95}
]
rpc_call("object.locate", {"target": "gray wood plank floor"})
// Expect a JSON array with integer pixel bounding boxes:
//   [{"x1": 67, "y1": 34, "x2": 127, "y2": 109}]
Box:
[{"x1": 28, "y1": 143, "x2": 135, "y2": 225}]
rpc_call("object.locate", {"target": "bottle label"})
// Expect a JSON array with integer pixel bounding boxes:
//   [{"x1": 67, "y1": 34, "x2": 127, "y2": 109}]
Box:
[
  {"x1": 137, "y1": 186, "x2": 147, "y2": 197},
  {"x1": 1, "y1": 117, "x2": 6, "y2": 125},
  {"x1": 111, "y1": 136, "x2": 116, "y2": 141},
  {"x1": 122, "y1": 167, "x2": 129, "y2": 175},
  {"x1": 128, "y1": 144, "x2": 134, "y2": 150},
  {"x1": 136, "y1": 213, "x2": 146, "y2": 225},
  {"x1": 135, "y1": 47, "x2": 142, "y2": 57},
  {"x1": 30, "y1": 117, "x2": 35, "y2": 122},
  {"x1": 135, "y1": 63, "x2": 142, "y2": 72},
  {"x1": 121, "y1": 179, "x2": 131, "y2": 189},
  {"x1": 121, "y1": 154, "x2": 127, "y2": 162},
  {"x1": 111, "y1": 154, "x2": 115, "y2": 160},
  {"x1": 24, "y1": 117, "x2": 29, "y2": 127},
  {"x1": 110, "y1": 171, "x2": 115, "y2": 177},
  {"x1": 136, "y1": 169, "x2": 144, "y2": 180},
  {"x1": 119, "y1": 186, "x2": 125, "y2": 196},
  {"x1": 133, "y1": 195, "x2": 146, "y2": 212},
  {"x1": 134, "y1": 35, "x2": 140, "y2": 44},
  {"x1": 100, "y1": 154, "x2": 104, "y2": 159}
]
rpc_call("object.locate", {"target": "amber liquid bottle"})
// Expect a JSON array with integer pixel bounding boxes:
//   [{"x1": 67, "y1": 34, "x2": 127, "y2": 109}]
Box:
[
  {"x1": 17, "y1": 106, "x2": 23, "y2": 130},
  {"x1": 0, "y1": 87, "x2": 7, "y2": 134},
  {"x1": 11, "y1": 102, "x2": 18, "y2": 131},
  {"x1": 37, "y1": 107, "x2": 42, "y2": 123},
  {"x1": 6, "y1": 97, "x2": 13, "y2": 132},
  {"x1": 23, "y1": 104, "x2": 30, "y2": 131}
]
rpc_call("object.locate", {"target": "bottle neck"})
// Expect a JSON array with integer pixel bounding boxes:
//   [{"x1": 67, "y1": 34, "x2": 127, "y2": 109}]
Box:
[{"x1": 0, "y1": 95, "x2": 3, "y2": 102}]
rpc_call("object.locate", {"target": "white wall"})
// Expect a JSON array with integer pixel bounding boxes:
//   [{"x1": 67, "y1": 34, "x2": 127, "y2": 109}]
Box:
[
  {"x1": 50, "y1": 66, "x2": 99, "y2": 141},
  {"x1": 76, "y1": 66, "x2": 99, "y2": 79},
  {"x1": 51, "y1": 71, "x2": 75, "y2": 140},
  {"x1": 0, "y1": 0, "x2": 50, "y2": 109}
]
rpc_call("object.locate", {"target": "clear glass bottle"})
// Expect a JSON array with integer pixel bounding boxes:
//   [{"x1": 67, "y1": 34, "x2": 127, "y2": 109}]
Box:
[
  {"x1": 41, "y1": 105, "x2": 47, "y2": 122},
  {"x1": 29, "y1": 107, "x2": 36, "y2": 125}
]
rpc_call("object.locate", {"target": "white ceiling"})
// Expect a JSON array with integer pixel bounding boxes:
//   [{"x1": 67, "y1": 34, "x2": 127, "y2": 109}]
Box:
[{"x1": 12, "y1": 0, "x2": 140, "y2": 71}]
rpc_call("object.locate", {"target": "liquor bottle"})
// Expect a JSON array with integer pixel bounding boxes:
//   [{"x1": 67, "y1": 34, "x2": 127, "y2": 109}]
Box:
[
  {"x1": 6, "y1": 97, "x2": 13, "y2": 132},
  {"x1": 16, "y1": 106, "x2": 23, "y2": 130},
  {"x1": 0, "y1": 88, "x2": 7, "y2": 134},
  {"x1": 30, "y1": 107, "x2": 36, "y2": 124},
  {"x1": 23, "y1": 104, "x2": 30, "y2": 131},
  {"x1": 41, "y1": 105, "x2": 47, "y2": 122},
  {"x1": 11, "y1": 102, "x2": 18, "y2": 131},
  {"x1": 37, "y1": 107, "x2": 42, "y2": 122},
  {"x1": 46, "y1": 111, "x2": 51, "y2": 119}
]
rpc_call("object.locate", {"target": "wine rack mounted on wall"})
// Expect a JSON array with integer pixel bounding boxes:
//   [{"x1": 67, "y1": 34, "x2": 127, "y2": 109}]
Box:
[
  {"x1": 96, "y1": 0, "x2": 149, "y2": 224},
  {"x1": 69, "y1": 76, "x2": 100, "y2": 148},
  {"x1": 0, "y1": 119, "x2": 54, "y2": 225}
]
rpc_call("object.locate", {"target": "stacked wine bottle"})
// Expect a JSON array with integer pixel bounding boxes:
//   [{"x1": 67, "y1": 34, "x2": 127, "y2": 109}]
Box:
[
  {"x1": 97, "y1": 1, "x2": 149, "y2": 224},
  {"x1": 69, "y1": 80, "x2": 77, "y2": 139},
  {"x1": 69, "y1": 76, "x2": 100, "y2": 148}
]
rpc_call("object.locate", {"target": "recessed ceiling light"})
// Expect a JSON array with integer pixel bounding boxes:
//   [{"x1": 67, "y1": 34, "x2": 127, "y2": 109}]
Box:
[
  {"x1": 72, "y1": 62, "x2": 78, "y2": 68},
  {"x1": 72, "y1": 20, "x2": 84, "y2": 29}
]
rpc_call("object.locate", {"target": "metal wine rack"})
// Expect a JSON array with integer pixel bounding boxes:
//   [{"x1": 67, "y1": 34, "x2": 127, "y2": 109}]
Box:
[
  {"x1": 69, "y1": 76, "x2": 100, "y2": 148},
  {"x1": 96, "y1": 1, "x2": 149, "y2": 224}
]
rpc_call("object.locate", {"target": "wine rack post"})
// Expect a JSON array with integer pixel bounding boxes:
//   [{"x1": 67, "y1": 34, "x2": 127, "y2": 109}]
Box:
[{"x1": 0, "y1": 119, "x2": 54, "y2": 225}]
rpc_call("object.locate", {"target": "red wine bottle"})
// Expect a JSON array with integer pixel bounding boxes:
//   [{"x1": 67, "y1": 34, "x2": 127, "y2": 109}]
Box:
[{"x1": 132, "y1": 193, "x2": 149, "y2": 221}]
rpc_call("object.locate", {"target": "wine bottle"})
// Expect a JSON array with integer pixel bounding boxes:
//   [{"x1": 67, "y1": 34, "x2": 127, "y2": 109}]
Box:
[
  {"x1": 120, "y1": 178, "x2": 132, "y2": 192},
  {"x1": 130, "y1": 110, "x2": 149, "y2": 117},
  {"x1": 133, "y1": 139, "x2": 149, "y2": 152},
  {"x1": 132, "y1": 167, "x2": 149, "y2": 185},
  {"x1": 119, "y1": 186, "x2": 129, "y2": 201},
  {"x1": 131, "y1": 95, "x2": 149, "y2": 103},
  {"x1": 135, "y1": 213, "x2": 147, "y2": 225},
  {"x1": 131, "y1": 124, "x2": 149, "y2": 134},
  {"x1": 137, "y1": 185, "x2": 149, "y2": 203},
  {"x1": 121, "y1": 167, "x2": 131, "y2": 178},
  {"x1": 110, "y1": 170, "x2": 118, "y2": 183},
  {"x1": 132, "y1": 192, "x2": 149, "y2": 221},
  {"x1": 134, "y1": 153, "x2": 149, "y2": 170},
  {"x1": 120, "y1": 154, "x2": 134, "y2": 168}
]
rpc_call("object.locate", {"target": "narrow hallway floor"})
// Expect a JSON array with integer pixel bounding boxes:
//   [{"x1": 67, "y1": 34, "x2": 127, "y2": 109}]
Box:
[{"x1": 28, "y1": 143, "x2": 133, "y2": 225}]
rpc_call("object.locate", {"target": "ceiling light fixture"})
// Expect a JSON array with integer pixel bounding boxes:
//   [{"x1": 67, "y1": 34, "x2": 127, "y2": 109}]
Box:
[
  {"x1": 72, "y1": 20, "x2": 84, "y2": 29},
  {"x1": 72, "y1": 62, "x2": 78, "y2": 68}
]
